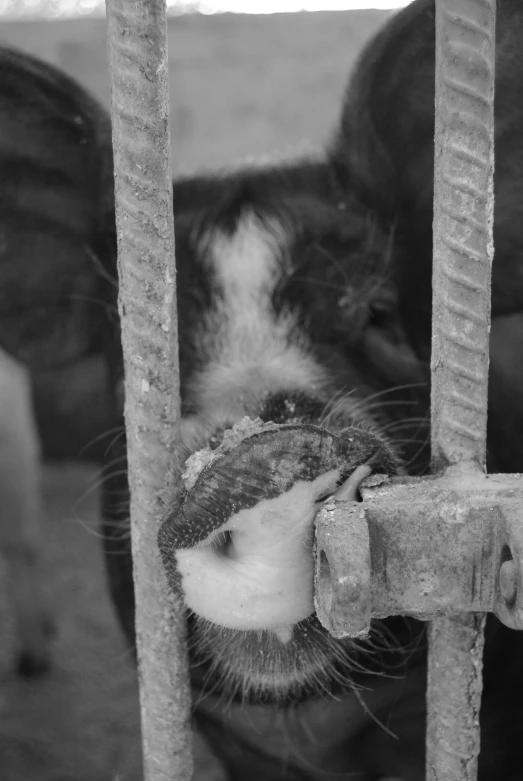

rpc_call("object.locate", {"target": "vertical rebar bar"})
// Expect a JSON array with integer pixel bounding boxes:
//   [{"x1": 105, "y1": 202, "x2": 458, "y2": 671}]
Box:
[
  {"x1": 428, "y1": 0, "x2": 496, "y2": 779},
  {"x1": 105, "y1": 1, "x2": 193, "y2": 779}
]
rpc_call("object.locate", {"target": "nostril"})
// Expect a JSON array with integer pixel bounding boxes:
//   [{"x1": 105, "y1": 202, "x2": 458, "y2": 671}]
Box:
[{"x1": 213, "y1": 530, "x2": 235, "y2": 558}]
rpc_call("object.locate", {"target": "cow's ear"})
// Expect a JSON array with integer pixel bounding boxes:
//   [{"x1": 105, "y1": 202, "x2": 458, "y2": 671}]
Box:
[
  {"x1": 0, "y1": 45, "x2": 118, "y2": 369},
  {"x1": 329, "y1": 0, "x2": 435, "y2": 214},
  {"x1": 0, "y1": 222, "x2": 117, "y2": 369}
]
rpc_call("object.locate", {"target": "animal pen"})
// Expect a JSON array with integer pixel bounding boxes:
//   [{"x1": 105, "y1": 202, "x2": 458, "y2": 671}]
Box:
[{"x1": 104, "y1": 0, "x2": 523, "y2": 778}]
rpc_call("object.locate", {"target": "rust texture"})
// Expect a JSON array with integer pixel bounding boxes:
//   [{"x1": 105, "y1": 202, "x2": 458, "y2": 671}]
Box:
[
  {"x1": 314, "y1": 466, "x2": 523, "y2": 630},
  {"x1": 105, "y1": 1, "x2": 193, "y2": 780},
  {"x1": 314, "y1": 501, "x2": 371, "y2": 638},
  {"x1": 431, "y1": 0, "x2": 494, "y2": 469},
  {"x1": 429, "y1": 0, "x2": 496, "y2": 778},
  {"x1": 427, "y1": 613, "x2": 485, "y2": 781}
]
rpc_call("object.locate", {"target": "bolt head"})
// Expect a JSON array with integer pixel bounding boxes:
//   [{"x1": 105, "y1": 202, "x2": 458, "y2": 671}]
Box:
[{"x1": 500, "y1": 559, "x2": 517, "y2": 606}]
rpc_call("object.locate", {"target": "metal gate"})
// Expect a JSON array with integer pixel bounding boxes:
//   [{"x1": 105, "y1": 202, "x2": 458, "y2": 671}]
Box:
[{"x1": 105, "y1": 0, "x2": 523, "y2": 779}]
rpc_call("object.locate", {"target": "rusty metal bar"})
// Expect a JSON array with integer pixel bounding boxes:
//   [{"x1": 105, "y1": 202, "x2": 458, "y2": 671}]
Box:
[
  {"x1": 315, "y1": 469, "x2": 523, "y2": 635},
  {"x1": 105, "y1": 1, "x2": 193, "y2": 780},
  {"x1": 429, "y1": 0, "x2": 496, "y2": 778}
]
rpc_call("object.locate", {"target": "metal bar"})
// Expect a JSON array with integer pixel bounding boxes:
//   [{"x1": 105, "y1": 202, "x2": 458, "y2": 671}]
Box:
[
  {"x1": 428, "y1": 0, "x2": 496, "y2": 778},
  {"x1": 316, "y1": 469, "x2": 523, "y2": 633},
  {"x1": 105, "y1": 1, "x2": 193, "y2": 780}
]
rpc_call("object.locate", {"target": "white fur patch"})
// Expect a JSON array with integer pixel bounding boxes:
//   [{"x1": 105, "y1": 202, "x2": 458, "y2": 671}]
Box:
[
  {"x1": 212, "y1": 212, "x2": 280, "y2": 298},
  {"x1": 176, "y1": 468, "x2": 341, "y2": 630},
  {"x1": 188, "y1": 213, "x2": 325, "y2": 429}
]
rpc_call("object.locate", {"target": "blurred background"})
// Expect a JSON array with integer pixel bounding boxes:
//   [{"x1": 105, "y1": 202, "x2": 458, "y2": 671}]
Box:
[
  {"x1": 0, "y1": 3, "x2": 406, "y2": 780},
  {"x1": 0, "y1": 3, "x2": 400, "y2": 172}
]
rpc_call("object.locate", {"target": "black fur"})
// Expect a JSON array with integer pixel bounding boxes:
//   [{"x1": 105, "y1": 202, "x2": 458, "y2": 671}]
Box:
[{"x1": 0, "y1": 46, "x2": 117, "y2": 368}]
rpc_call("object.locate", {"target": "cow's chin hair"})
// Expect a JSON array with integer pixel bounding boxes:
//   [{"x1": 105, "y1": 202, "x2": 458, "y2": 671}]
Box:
[{"x1": 186, "y1": 613, "x2": 403, "y2": 707}]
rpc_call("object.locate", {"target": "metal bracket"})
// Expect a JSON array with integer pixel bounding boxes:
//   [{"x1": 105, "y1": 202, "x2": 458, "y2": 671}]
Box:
[{"x1": 314, "y1": 462, "x2": 523, "y2": 637}]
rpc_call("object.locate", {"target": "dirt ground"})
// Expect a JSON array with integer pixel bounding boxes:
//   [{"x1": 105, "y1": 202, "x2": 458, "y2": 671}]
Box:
[
  {"x1": 0, "y1": 463, "x2": 143, "y2": 781},
  {"x1": 0, "y1": 10, "x2": 389, "y2": 781}
]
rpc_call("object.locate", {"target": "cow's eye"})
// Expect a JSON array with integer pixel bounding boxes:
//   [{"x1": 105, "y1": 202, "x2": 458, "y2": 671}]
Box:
[
  {"x1": 361, "y1": 293, "x2": 424, "y2": 384},
  {"x1": 368, "y1": 299, "x2": 396, "y2": 330}
]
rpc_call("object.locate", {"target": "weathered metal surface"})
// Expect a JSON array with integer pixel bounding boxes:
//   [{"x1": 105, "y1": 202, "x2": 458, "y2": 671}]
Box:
[
  {"x1": 427, "y1": 613, "x2": 485, "y2": 781},
  {"x1": 314, "y1": 465, "x2": 523, "y2": 633},
  {"x1": 315, "y1": 501, "x2": 371, "y2": 638},
  {"x1": 429, "y1": 0, "x2": 496, "y2": 776},
  {"x1": 491, "y1": 501, "x2": 523, "y2": 630},
  {"x1": 105, "y1": 1, "x2": 193, "y2": 780},
  {"x1": 431, "y1": 0, "x2": 494, "y2": 472}
]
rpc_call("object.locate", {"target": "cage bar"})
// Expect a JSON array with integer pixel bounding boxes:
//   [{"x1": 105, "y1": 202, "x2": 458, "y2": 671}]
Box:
[
  {"x1": 428, "y1": 0, "x2": 496, "y2": 778},
  {"x1": 105, "y1": 1, "x2": 193, "y2": 779}
]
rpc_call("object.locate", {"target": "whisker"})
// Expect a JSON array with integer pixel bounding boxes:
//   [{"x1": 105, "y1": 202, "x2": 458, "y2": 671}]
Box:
[
  {"x1": 291, "y1": 276, "x2": 347, "y2": 292},
  {"x1": 84, "y1": 244, "x2": 118, "y2": 289},
  {"x1": 79, "y1": 426, "x2": 126, "y2": 457}
]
